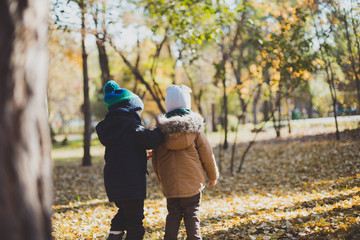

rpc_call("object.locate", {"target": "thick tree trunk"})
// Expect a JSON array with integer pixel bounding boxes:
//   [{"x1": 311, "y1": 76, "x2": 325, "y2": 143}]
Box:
[
  {"x1": 81, "y1": 3, "x2": 92, "y2": 166},
  {"x1": 0, "y1": 0, "x2": 52, "y2": 239}
]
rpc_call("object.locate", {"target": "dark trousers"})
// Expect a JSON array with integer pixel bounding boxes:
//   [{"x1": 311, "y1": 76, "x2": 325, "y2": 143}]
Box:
[
  {"x1": 111, "y1": 199, "x2": 145, "y2": 240},
  {"x1": 164, "y1": 193, "x2": 202, "y2": 240}
]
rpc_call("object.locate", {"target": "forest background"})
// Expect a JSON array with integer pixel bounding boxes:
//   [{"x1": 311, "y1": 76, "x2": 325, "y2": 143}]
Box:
[{"x1": 50, "y1": 0, "x2": 360, "y2": 163}]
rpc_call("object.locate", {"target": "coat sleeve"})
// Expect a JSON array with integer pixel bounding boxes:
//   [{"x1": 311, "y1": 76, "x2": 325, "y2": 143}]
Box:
[
  {"x1": 195, "y1": 132, "x2": 219, "y2": 181},
  {"x1": 151, "y1": 149, "x2": 161, "y2": 182},
  {"x1": 133, "y1": 125, "x2": 164, "y2": 149}
]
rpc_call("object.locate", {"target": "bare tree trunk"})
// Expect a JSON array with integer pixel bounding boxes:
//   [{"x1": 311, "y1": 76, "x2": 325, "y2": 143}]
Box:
[
  {"x1": 342, "y1": 10, "x2": 360, "y2": 114},
  {"x1": 253, "y1": 84, "x2": 262, "y2": 126},
  {"x1": 308, "y1": 92, "x2": 314, "y2": 118},
  {"x1": 93, "y1": 5, "x2": 111, "y2": 90},
  {"x1": 211, "y1": 103, "x2": 218, "y2": 132},
  {"x1": 96, "y1": 37, "x2": 111, "y2": 88},
  {"x1": 0, "y1": 0, "x2": 52, "y2": 239},
  {"x1": 80, "y1": 2, "x2": 92, "y2": 166},
  {"x1": 350, "y1": 15, "x2": 360, "y2": 114},
  {"x1": 263, "y1": 100, "x2": 269, "y2": 121},
  {"x1": 272, "y1": 90, "x2": 282, "y2": 138},
  {"x1": 230, "y1": 116, "x2": 241, "y2": 175},
  {"x1": 328, "y1": 65, "x2": 341, "y2": 140},
  {"x1": 286, "y1": 97, "x2": 292, "y2": 134},
  {"x1": 215, "y1": 61, "x2": 229, "y2": 149},
  {"x1": 216, "y1": 61, "x2": 229, "y2": 149},
  {"x1": 311, "y1": 5, "x2": 340, "y2": 140},
  {"x1": 262, "y1": 66, "x2": 270, "y2": 121},
  {"x1": 222, "y1": 76, "x2": 229, "y2": 149}
]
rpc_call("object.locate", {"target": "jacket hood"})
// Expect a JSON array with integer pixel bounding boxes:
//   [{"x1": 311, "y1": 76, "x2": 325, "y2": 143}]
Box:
[
  {"x1": 156, "y1": 111, "x2": 204, "y2": 150},
  {"x1": 156, "y1": 111, "x2": 204, "y2": 134},
  {"x1": 96, "y1": 108, "x2": 140, "y2": 146}
]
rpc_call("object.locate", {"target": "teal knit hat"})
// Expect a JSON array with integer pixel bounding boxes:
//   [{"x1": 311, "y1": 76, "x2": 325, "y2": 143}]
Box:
[{"x1": 103, "y1": 80, "x2": 144, "y2": 111}]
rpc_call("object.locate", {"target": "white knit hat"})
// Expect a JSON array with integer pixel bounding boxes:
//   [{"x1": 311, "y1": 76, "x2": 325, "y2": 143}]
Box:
[{"x1": 165, "y1": 85, "x2": 192, "y2": 112}]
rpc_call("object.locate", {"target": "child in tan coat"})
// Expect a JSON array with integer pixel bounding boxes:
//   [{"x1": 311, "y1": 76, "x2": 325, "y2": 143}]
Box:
[{"x1": 152, "y1": 85, "x2": 219, "y2": 240}]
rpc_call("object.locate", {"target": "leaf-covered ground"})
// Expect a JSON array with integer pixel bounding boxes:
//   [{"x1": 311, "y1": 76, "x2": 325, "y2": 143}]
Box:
[{"x1": 52, "y1": 126, "x2": 360, "y2": 239}]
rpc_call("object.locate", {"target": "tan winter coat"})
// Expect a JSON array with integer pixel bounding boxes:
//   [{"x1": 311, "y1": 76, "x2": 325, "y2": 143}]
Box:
[{"x1": 152, "y1": 112, "x2": 219, "y2": 198}]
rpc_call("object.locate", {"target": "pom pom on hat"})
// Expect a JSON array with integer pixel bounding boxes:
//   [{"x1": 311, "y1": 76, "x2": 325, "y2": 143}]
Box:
[
  {"x1": 165, "y1": 85, "x2": 192, "y2": 113},
  {"x1": 103, "y1": 80, "x2": 120, "y2": 94},
  {"x1": 103, "y1": 80, "x2": 144, "y2": 111}
]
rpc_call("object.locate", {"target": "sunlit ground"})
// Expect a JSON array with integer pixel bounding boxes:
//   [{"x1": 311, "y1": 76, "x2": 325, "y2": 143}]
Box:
[{"x1": 52, "y1": 122, "x2": 360, "y2": 239}]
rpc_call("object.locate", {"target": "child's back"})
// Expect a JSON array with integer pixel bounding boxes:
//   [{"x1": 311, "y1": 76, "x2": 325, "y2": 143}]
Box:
[
  {"x1": 152, "y1": 85, "x2": 219, "y2": 240},
  {"x1": 96, "y1": 80, "x2": 163, "y2": 240},
  {"x1": 97, "y1": 108, "x2": 161, "y2": 201},
  {"x1": 152, "y1": 111, "x2": 218, "y2": 198}
]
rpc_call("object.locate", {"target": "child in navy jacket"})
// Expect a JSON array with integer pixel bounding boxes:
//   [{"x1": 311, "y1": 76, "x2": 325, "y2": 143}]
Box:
[{"x1": 96, "y1": 81, "x2": 163, "y2": 240}]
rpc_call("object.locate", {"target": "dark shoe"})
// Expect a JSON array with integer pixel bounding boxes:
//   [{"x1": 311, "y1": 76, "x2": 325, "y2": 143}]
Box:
[{"x1": 106, "y1": 232, "x2": 125, "y2": 240}]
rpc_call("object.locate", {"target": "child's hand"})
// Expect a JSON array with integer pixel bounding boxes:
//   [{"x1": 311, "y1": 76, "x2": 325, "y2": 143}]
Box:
[
  {"x1": 209, "y1": 180, "x2": 217, "y2": 187},
  {"x1": 147, "y1": 150, "x2": 153, "y2": 160}
]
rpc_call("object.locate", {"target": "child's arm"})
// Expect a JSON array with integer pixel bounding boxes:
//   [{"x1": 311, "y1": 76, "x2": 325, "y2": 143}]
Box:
[
  {"x1": 195, "y1": 132, "x2": 219, "y2": 183},
  {"x1": 133, "y1": 124, "x2": 164, "y2": 149}
]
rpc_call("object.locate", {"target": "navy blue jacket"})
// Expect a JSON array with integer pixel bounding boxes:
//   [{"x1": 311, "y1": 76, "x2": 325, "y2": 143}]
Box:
[{"x1": 96, "y1": 107, "x2": 163, "y2": 201}]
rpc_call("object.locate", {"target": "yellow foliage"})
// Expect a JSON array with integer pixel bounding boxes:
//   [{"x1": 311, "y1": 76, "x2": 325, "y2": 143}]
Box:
[
  {"x1": 272, "y1": 59, "x2": 280, "y2": 69},
  {"x1": 250, "y1": 64, "x2": 257, "y2": 74},
  {"x1": 273, "y1": 71, "x2": 281, "y2": 81}
]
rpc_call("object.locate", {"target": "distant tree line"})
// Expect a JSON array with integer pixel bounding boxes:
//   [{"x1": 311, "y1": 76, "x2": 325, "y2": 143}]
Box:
[{"x1": 51, "y1": 0, "x2": 360, "y2": 166}]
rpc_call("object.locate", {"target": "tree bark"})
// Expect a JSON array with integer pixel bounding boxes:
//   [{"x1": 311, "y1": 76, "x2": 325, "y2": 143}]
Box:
[
  {"x1": 343, "y1": 11, "x2": 360, "y2": 114},
  {"x1": 80, "y1": 2, "x2": 92, "y2": 166},
  {"x1": 0, "y1": 0, "x2": 52, "y2": 239},
  {"x1": 253, "y1": 84, "x2": 262, "y2": 125},
  {"x1": 222, "y1": 69, "x2": 229, "y2": 149},
  {"x1": 211, "y1": 103, "x2": 218, "y2": 132},
  {"x1": 272, "y1": 89, "x2": 282, "y2": 138},
  {"x1": 262, "y1": 66, "x2": 271, "y2": 121},
  {"x1": 350, "y1": 14, "x2": 360, "y2": 114},
  {"x1": 328, "y1": 65, "x2": 341, "y2": 140},
  {"x1": 286, "y1": 97, "x2": 292, "y2": 134},
  {"x1": 96, "y1": 37, "x2": 111, "y2": 89},
  {"x1": 263, "y1": 100, "x2": 269, "y2": 121},
  {"x1": 92, "y1": 5, "x2": 111, "y2": 90}
]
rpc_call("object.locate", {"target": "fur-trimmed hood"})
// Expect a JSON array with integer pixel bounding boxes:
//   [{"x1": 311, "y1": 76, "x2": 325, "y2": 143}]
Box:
[
  {"x1": 156, "y1": 111, "x2": 204, "y2": 134},
  {"x1": 156, "y1": 111, "x2": 204, "y2": 150}
]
